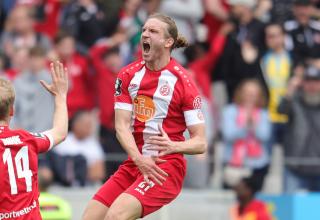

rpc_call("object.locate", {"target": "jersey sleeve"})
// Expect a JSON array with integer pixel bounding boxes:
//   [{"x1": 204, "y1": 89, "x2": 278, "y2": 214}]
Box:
[
  {"x1": 114, "y1": 70, "x2": 133, "y2": 111},
  {"x1": 28, "y1": 131, "x2": 54, "y2": 154},
  {"x1": 181, "y1": 80, "x2": 205, "y2": 126}
]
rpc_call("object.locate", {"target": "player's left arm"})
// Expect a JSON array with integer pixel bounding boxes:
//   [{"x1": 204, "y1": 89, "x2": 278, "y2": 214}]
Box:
[{"x1": 146, "y1": 124, "x2": 207, "y2": 156}]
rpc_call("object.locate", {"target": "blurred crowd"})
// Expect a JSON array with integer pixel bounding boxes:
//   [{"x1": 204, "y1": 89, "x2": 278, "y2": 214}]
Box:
[{"x1": 2, "y1": 0, "x2": 320, "y2": 194}]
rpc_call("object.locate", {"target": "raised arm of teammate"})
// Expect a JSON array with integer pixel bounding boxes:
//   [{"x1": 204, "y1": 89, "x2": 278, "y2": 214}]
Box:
[
  {"x1": 146, "y1": 124, "x2": 207, "y2": 156},
  {"x1": 115, "y1": 109, "x2": 168, "y2": 185},
  {"x1": 40, "y1": 61, "x2": 69, "y2": 146}
]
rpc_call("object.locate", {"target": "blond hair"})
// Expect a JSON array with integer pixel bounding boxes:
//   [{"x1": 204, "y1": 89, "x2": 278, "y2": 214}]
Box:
[
  {"x1": 0, "y1": 78, "x2": 15, "y2": 120},
  {"x1": 148, "y1": 13, "x2": 189, "y2": 50},
  {"x1": 233, "y1": 79, "x2": 267, "y2": 108}
]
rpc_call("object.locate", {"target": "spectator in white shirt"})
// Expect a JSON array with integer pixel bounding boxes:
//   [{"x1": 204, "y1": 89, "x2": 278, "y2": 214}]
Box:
[{"x1": 54, "y1": 110, "x2": 106, "y2": 184}]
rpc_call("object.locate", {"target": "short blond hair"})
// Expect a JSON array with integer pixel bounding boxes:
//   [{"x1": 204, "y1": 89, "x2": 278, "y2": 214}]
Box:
[{"x1": 0, "y1": 78, "x2": 15, "y2": 120}]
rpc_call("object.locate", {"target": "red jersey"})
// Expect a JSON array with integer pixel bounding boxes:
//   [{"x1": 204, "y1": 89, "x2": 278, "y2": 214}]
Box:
[
  {"x1": 114, "y1": 58, "x2": 205, "y2": 159},
  {"x1": 230, "y1": 200, "x2": 272, "y2": 220},
  {"x1": 0, "y1": 126, "x2": 53, "y2": 220},
  {"x1": 89, "y1": 44, "x2": 117, "y2": 130},
  {"x1": 63, "y1": 54, "x2": 95, "y2": 117}
]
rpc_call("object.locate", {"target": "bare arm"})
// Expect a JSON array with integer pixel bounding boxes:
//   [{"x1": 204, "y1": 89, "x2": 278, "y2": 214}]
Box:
[
  {"x1": 115, "y1": 109, "x2": 141, "y2": 160},
  {"x1": 115, "y1": 109, "x2": 168, "y2": 185},
  {"x1": 41, "y1": 61, "x2": 68, "y2": 146},
  {"x1": 146, "y1": 124, "x2": 207, "y2": 156}
]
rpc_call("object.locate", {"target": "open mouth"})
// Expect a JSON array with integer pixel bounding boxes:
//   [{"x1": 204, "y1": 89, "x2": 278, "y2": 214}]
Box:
[{"x1": 142, "y1": 42, "x2": 151, "y2": 53}]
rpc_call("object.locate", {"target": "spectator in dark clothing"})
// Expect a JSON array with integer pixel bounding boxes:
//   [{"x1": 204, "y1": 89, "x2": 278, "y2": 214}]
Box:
[
  {"x1": 270, "y1": 0, "x2": 294, "y2": 23},
  {"x1": 284, "y1": 0, "x2": 320, "y2": 67},
  {"x1": 216, "y1": 0, "x2": 267, "y2": 101},
  {"x1": 279, "y1": 65, "x2": 320, "y2": 192},
  {"x1": 61, "y1": 0, "x2": 107, "y2": 52}
]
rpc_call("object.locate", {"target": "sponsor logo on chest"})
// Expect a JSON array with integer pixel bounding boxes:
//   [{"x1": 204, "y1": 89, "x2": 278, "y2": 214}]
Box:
[{"x1": 133, "y1": 95, "x2": 155, "y2": 122}]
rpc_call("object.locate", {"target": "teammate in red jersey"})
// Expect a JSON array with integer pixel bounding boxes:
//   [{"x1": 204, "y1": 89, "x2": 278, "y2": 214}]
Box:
[
  {"x1": 82, "y1": 13, "x2": 207, "y2": 220},
  {"x1": 0, "y1": 61, "x2": 68, "y2": 220}
]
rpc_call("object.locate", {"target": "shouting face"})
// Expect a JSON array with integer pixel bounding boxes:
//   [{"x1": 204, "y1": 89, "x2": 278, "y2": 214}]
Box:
[{"x1": 141, "y1": 18, "x2": 174, "y2": 63}]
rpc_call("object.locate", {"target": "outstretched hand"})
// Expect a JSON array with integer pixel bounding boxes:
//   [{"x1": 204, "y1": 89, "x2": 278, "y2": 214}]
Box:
[
  {"x1": 146, "y1": 124, "x2": 178, "y2": 157},
  {"x1": 40, "y1": 61, "x2": 68, "y2": 97}
]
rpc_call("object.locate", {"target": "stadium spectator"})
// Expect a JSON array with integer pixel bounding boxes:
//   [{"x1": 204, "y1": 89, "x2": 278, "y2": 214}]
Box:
[
  {"x1": 0, "y1": 5, "x2": 51, "y2": 59},
  {"x1": 60, "y1": 0, "x2": 107, "y2": 52},
  {"x1": 33, "y1": 0, "x2": 64, "y2": 39},
  {"x1": 12, "y1": 46, "x2": 54, "y2": 133},
  {"x1": 51, "y1": 31, "x2": 94, "y2": 118},
  {"x1": 4, "y1": 46, "x2": 29, "y2": 80},
  {"x1": 217, "y1": 0, "x2": 267, "y2": 101},
  {"x1": 221, "y1": 79, "x2": 271, "y2": 190},
  {"x1": 53, "y1": 110, "x2": 105, "y2": 185},
  {"x1": 118, "y1": 0, "x2": 143, "y2": 51},
  {"x1": 159, "y1": 0, "x2": 204, "y2": 64},
  {"x1": 279, "y1": 65, "x2": 320, "y2": 192},
  {"x1": 230, "y1": 177, "x2": 272, "y2": 220},
  {"x1": 261, "y1": 23, "x2": 292, "y2": 145},
  {"x1": 90, "y1": 33, "x2": 128, "y2": 179},
  {"x1": 270, "y1": 0, "x2": 294, "y2": 23},
  {"x1": 284, "y1": 0, "x2": 320, "y2": 67}
]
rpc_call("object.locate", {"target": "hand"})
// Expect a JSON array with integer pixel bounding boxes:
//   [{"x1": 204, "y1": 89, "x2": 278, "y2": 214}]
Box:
[
  {"x1": 219, "y1": 22, "x2": 235, "y2": 36},
  {"x1": 40, "y1": 61, "x2": 68, "y2": 97},
  {"x1": 286, "y1": 75, "x2": 302, "y2": 99},
  {"x1": 241, "y1": 41, "x2": 258, "y2": 64},
  {"x1": 146, "y1": 124, "x2": 178, "y2": 157},
  {"x1": 133, "y1": 155, "x2": 168, "y2": 186}
]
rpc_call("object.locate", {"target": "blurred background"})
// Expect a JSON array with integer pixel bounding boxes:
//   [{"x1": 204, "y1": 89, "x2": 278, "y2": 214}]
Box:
[{"x1": 2, "y1": 0, "x2": 320, "y2": 219}]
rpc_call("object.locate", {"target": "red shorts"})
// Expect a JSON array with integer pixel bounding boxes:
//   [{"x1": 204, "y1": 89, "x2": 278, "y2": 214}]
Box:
[{"x1": 93, "y1": 157, "x2": 186, "y2": 217}]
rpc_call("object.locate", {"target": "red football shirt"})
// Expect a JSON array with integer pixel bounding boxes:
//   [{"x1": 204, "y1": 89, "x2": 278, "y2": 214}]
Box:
[
  {"x1": 230, "y1": 200, "x2": 272, "y2": 220},
  {"x1": 0, "y1": 126, "x2": 53, "y2": 220},
  {"x1": 114, "y1": 58, "x2": 205, "y2": 160}
]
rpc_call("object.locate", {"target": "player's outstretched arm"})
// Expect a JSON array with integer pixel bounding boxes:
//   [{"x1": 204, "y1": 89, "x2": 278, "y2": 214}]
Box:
[
  {"x1": 146, "y1": 124, "x2": 207, "y2": 156},
  {"x1": 41, "y1": 61, "x2": 69, "y2": 146},
  {"x1": 115, "y1": 109, "x2": 168, "y2": 185}
]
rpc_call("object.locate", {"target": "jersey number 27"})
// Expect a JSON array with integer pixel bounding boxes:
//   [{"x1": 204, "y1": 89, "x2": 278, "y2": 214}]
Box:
[{"x1": 3, "y1": 146, "x2": 33, "y2": 195}]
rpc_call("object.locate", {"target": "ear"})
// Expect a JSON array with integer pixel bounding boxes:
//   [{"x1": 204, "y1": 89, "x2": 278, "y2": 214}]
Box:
[{"x1": 164, "y1": 38, "x2": 174, "y2": 49}]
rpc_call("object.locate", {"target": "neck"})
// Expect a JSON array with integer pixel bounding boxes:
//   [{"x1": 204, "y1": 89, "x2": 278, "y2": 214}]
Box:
[
  {"x1": 273, "y1": 47, "x2": 285, "y2": 54},
  {"x1": 145, "y1": 54, "x2": 171, "y2": 71},
  {"x1": 0, "y1": 119, "x2": 9, "y2": 126},
  {"x1": 239, "y1": 197, "x2": 253, "y2": 211}
]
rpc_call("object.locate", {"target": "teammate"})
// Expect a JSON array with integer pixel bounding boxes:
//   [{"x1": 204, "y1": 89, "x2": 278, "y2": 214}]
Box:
[
  {"x1": 0, "y1": 61, "x2": 68, "y2": 220},
  {"x1": 82, "y1": 13, "x2": 207, "y2": 220}
]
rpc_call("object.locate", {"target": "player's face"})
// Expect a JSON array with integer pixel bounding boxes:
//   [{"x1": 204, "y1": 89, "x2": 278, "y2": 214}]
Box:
[{"x1": 141, "y1": 18, "x2": 173, "y2": 62}]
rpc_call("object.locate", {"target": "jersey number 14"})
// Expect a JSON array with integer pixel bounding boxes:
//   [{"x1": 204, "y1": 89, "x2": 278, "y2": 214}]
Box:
[{"x1": 3, "y1": 146, "x2": 33, "y2": 195}]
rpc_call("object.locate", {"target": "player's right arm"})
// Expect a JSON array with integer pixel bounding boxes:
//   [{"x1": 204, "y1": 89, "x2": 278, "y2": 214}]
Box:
[{"x1": 40, "y1": 61, "x2": 68, "y2": 146}]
